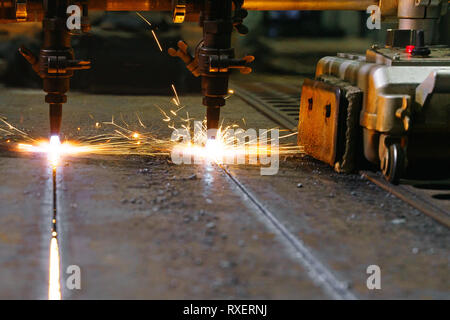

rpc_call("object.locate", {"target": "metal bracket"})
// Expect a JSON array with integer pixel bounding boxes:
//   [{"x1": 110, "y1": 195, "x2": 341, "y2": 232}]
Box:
[
  {"x1": 172, "y1": 0, "x2": 186, "y2": 23},
  {"x1": 15, "y1": 0, "x2": 27, "y2": 22}
]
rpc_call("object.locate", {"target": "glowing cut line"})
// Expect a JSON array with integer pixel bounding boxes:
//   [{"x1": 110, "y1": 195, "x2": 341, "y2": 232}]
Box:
[{"x1": 48, "y1": 236, "x2": 61, "y2": 300}]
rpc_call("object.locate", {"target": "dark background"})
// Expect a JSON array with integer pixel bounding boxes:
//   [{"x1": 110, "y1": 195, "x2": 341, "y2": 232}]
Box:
[{"x1": 0, "y1": 10, "x2": 449, "y2": 94}]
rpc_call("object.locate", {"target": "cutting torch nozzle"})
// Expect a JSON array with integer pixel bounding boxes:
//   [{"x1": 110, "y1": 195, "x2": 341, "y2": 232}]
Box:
[
  {"x1": 206, "y1": 106, "x2": 221, "y2": 139},
  {"x1": 49, "y1": 103, "x2": 62, "y2": 137}
]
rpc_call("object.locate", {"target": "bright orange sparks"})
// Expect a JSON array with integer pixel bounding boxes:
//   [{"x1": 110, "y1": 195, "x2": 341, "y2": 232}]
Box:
[{"x1": 171, "y1": 123, "x2": 298, "y2": 165}]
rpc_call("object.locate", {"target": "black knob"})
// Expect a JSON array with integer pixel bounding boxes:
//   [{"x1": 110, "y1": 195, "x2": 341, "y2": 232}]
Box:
[{"x1": 412, "y1": 30, "x2": 431, "y2": 57}]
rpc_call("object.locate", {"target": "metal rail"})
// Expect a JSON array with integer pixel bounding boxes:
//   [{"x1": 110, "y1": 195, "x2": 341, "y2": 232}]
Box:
[{"x1": 361, "y1": 171, "x2": 450, "y2": 229}]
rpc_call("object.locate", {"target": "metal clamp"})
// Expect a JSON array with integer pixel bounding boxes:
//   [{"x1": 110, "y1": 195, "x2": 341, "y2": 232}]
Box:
[
  {"x1": 209, "y1": 54, "x2": 254, "y2": 74},
  {"x1": 172, "y1": 0, "x2": 186, "y2": 24},
  {"x1": 168, "y1": 40, "x2": 200, "y2": 77},
  {"x1": 47, "y1": 56, "x2": 91, "y2": 74}
]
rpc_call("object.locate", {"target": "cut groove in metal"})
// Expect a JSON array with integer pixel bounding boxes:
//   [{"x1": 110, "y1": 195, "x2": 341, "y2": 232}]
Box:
[{"x1": 221, "y1": 164, "x2": 357, "y2": 300}]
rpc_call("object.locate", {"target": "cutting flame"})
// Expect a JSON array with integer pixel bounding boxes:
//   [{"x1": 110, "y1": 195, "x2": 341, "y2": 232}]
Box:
[
  {"x1": 205, "y1": 138, "x2": 226, "y2": 162},
  {"x1": 17, "y1": 135, "x2": 91, "y2": 167},
  {"x1": 171, "y1": 120, "x2": 300, "y2": 166},
  {"x1": 48, "y1": 136, "x2": 61, "y2": 167}
]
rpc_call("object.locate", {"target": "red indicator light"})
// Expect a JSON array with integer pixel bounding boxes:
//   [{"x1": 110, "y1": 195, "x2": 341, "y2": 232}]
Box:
[{"x1": 406, "y1": 45, "x2": 415, "y2": 54}]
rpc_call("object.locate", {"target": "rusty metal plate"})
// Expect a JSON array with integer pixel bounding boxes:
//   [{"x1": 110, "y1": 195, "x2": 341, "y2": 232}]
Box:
[{"x1": 298, "y1": 79, "x2": 342, "y2": 166}]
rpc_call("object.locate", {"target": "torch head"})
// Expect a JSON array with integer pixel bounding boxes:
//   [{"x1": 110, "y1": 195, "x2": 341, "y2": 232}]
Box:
[{"x1": 206, "y1": 106, "x2": 221, "y2": 139}]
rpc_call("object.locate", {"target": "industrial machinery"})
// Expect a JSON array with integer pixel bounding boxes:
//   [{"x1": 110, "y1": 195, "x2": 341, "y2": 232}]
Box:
[
  {"x1": 17, "y1": 1, "x2": 91, "y2": 137},
  {"x1": 0, "y1": 0, "x2": 257, "y2": 139},
  {"x1": 0, "y1": 0, "x2": 449, "y2": 183},
  {"x1": 297, "y1": 0, "x2": 450, "y2": 183}
]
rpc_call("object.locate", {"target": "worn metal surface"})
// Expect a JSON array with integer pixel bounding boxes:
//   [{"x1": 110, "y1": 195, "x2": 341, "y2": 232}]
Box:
[
  {"x1": 58, "y1": 157, "x2": 326, "y2": 299},
  {"x1": 227, "y1": 161, "x2": 449, "y2": 299},
  {"x1": 0, "y1": 87, "x2": 449, "y2": 299},
  {"x1": 362, "y1": 171, "x2": 450, "y2": 228},
  {"x1": 219, "y1": 164, "x2": 356, "y2": 300},
  {"x1": 0, "y1": 156, "x2": 51, "y2": 299},
  {"x1": 0, "y1": 89, "x2": 326, "y2": 299}
]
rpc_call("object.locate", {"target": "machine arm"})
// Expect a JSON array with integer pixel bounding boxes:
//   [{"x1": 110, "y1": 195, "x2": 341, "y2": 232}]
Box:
[
  {"x1": 0, "y1": 0, "x2": 447, "y2": 138},
  {"x1": 18, "y1": 0, "x2": 91, "y2": 137}
]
